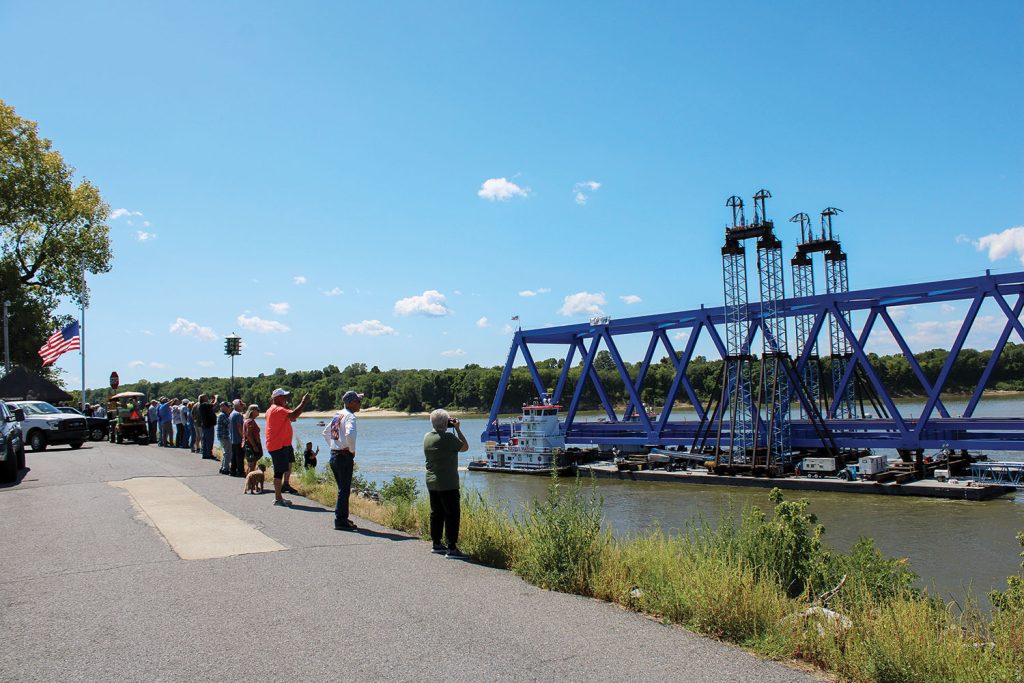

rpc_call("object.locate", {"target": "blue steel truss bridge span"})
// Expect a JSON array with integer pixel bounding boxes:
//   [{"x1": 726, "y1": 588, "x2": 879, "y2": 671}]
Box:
[{"x1": 483, "y1": 270, "x2": 1024, "y2": 455}]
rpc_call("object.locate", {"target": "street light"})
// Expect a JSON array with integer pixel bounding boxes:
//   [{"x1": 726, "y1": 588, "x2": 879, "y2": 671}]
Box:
[{"x1": 224, "y1": 334, "x2": 241, "y2": 399}]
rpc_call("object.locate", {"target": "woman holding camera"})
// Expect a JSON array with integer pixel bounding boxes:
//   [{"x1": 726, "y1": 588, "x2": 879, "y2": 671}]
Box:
[{"x1": 423, "y1": 409, "x2": 469, "y2": 558}]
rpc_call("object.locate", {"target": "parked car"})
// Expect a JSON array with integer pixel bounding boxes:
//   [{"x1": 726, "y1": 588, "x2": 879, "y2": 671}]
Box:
[
  {"x1": 8, "y1": 400, "x2": 89, "y2": 452},
  {"x1": 0, "y1": 400, "x2": 26, "y2": 482},
  {"x1": 58, "y1": 406, "x2": 110, "y2": 441}
]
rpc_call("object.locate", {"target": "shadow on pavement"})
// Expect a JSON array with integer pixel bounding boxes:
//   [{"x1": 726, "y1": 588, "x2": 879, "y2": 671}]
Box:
[
  {"x1": 0, "y1": 467, "x2": 29, "y2": 489},
  {"x1": 348, "y1": 528, "x2": 416, "y2": 542},
  {"x1": 288, "y1": 503, "x2": 332, "y2": 513}
]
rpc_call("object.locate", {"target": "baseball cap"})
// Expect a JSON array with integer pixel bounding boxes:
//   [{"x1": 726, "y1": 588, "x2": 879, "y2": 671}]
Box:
[
  {"x1": 342, "y1": 391, "x2": 364, "y2": 404},
  {"x1": 271, "y1": 388, "x2": 291, "y2": 399}
]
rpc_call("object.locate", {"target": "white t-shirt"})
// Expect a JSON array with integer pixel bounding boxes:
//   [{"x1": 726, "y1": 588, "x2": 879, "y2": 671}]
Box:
[
  {"x1": 323, "y1": 409, "x2": 356, "y2": 453},
  {"x1": 171, "y1": 405, "x2": 182, "y2": 425}
]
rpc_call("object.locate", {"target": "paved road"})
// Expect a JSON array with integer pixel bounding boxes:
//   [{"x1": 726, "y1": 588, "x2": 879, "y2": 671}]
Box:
[{"x1": 0, "y1": 441, "x2": 820, "y2": 682}]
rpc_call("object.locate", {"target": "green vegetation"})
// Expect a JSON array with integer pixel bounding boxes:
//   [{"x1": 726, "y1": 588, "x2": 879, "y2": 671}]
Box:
[
  {"x1": 87, "y1": 343, "x2": 1024, "y2": 412},
  {"x1": 285, "y1": 462, "x2": 1023, "y2": 683},
  {"x1": 0, "y1": 99, "x2": 112, "y2": 380}
]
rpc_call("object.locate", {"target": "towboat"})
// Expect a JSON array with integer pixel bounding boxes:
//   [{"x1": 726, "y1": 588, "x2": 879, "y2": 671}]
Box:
[{"x1": 468, "y1": 402, "x2": 590, "y2": 475}]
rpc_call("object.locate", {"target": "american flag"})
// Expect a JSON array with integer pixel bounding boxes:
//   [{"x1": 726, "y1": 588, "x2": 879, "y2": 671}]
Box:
[
  {"x1": 511, "y1": 315, "x2": 519, "y2": 321},
  {"x1": 38, "y1": 321, "x2": 81, "y2": 366}
]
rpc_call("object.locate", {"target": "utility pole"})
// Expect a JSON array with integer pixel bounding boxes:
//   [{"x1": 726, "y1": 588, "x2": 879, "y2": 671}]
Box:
[
  {"x1": 224, "y1": 334, "x2": 242, "y2": 399},
  {"x1": 3, "y1": 300, "x2": 9, "y2": 373}
]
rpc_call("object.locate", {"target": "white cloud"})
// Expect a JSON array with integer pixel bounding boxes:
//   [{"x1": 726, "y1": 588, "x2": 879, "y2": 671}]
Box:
[
  {"x1": 128, "y1": 360, "x2": 144, "y2": 368},
  {"x1": 323, "y1": 287, "x2": 343, "y2": 296},
  {"x1": 343, "y1": 319, "x2": 398, "y2": 336},
  {"x1": 237, "y1": 314, "x2": 290, "y2": 334},
  {"x1": 502, "y1": 324, "x2": 515, "y2": 334},
  {"x1": 673, "y1": 330, "x2": 689, "y2": 342},
  {"x1": 453, "y1": 290, "x2": 463, "y2": 295},
  {"x1": 293, "y1": 275, "x2": 307, "y2": 285},
  {"x1": 135, "y1": 231, "x2": 156, "y2": 242},
  {"x1": 573, "y1": 180, "x2": 601, "y2": 205},
  {"x1": 268, "y1": 302, "x2": 290, "y2": 315},
  {"x1": 478, "y1": 177, "x2": 529, "y2": 201},
  {"x1": 441, "y1": 348, "x2": 467, "y2": 357},
  {"x1": 976, "y1": 226, "x2": 1024, "y2": 265},
  {"x1": 197, "y1": 360, "x2": 215, "y2": 368},
  {"x1": 110, "y1": 208, "x2": 143, "y2": 220},
  {"x1": 264, "y1": 351, "x2": 275, "y2": 357},
  {"x1": 394, "y1": 290, "x2": 452, "y2": 317},
  {"x1": 519, "y1": 288, "x2": 550, "y2": 297},
  {"x1": 140, "y1": 330, "x2": 154, "y2": 336},
  {"x1": 149, "y1": 361, "x2": 167, "y2": 369},
  {"x1": 954, "y1": 233, "x2": 970, "y2": 244},
  {"x1": 940, "y1": 304, "x2": 956, "y2": 314},
  {"x1": 559, "y1": 291, "x2": 606, "y2": 317},
  {"x1": 476, "y1": 316, "x2": 491, "y2": 328},
  {"x1": 169, "y1": 318, "x2": 217, "y2": 341},
  {"x1": 620, "y1": 294, "x2": 642, "y2": 305}
]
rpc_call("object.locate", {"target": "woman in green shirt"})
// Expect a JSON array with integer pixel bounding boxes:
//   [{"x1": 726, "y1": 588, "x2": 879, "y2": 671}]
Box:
[{"x1": 423, "y1": 409, "x2": 470, "y2": 558}]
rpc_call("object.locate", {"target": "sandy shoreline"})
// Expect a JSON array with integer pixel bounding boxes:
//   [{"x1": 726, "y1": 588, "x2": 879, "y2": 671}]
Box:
[{"x1": 301, "y1": 407, "x2": 486, "y2": 420}]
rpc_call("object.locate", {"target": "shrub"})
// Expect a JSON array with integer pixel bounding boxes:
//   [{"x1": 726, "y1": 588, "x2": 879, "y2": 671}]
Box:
[
  {"x1": 458, "y1": 492, "x2": 521, "y2": 569},
  {"x1": 380, "y1": 475, "x2": 418, "y2": 504},
  {"x1": 512, "y1": 475, "x2": 606, "y2": 594}
]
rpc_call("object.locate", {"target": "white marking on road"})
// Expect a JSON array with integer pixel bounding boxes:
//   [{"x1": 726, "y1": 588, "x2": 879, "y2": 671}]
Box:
[{"x1": 110, "y1": 477, "x2": 285, "y2": 560}]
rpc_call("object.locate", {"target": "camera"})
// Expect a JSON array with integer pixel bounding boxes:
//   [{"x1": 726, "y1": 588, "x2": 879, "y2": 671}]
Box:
[{"x1": 448, "y1": 418, "x2": 457, "y2": 427}]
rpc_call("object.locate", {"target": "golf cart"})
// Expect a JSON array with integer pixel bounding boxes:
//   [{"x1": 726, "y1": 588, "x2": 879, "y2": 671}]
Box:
[{"x1": 108, "y1": 391, "x2": 149, "y2": 445}]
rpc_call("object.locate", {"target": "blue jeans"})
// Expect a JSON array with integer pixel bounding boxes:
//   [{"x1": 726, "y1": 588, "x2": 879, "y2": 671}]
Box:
[
  {"x1": 202, "y1": 426, "x2": 215, "y2": 458},
  {"x1": 184, "y1": 422, "x2": 194, "y2": 449},
  {"x1": 329, "y1": 451, "x2": 354, "y2": 524},
  {"x1": 159, "y1": 422, "x2": 172, "y2": 447}
]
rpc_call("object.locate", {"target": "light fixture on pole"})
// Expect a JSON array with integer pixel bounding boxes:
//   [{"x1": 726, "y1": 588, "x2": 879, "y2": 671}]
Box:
[{"x1": 224, "y1": 334, "x2": 242, "y2": 399}]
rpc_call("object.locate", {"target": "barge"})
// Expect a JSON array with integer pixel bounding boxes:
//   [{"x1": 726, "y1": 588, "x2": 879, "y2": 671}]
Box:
[{"x1": 576, "y1": 463, "x2": 1015, "y2": 500}]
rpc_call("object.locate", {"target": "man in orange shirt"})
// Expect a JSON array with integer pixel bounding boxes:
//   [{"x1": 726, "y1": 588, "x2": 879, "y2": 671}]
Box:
[{"x1": 265, "y1": 388, "x2": 311, "y2": 506}]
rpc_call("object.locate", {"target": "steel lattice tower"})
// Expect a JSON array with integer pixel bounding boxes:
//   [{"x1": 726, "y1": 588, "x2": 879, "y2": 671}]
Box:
[
  {"x1": 790, "y1": 212, "x2": 823, "y2": 417},
  {"x1": 720, "y1": 195, "x2": 755, "y2": 464},
  {"x1": 753, "y1": 190, "x2": 792, "y2": 466},
  {"x1": 821, "y1": 208, "x2": 857, "y2": 419}
]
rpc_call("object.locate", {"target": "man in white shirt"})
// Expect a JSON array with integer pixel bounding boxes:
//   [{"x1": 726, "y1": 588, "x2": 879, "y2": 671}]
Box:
[{"x1": 323, "y1": 391, "x2": 362, "y2": 530}]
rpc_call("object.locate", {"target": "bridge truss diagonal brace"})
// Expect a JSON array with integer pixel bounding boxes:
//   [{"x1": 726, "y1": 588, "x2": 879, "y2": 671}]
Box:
[
  {"x1": 878, "y1": 308, "x2": 949, "y2": 418},
  {"x1": 622, "y1": 334, "x2": 661, "y2": 422},
  {"x1": 657, "y1": 320, "x2": 707, "y2": 432},
  {"x1": 830, "y1": 303, "x2": 910, "y2": 437},
  {"x1": 828, "y1": 308, "x2": 878, "y2": 419},
  {"x1": 601, "y1": 330, "x2": 654, "y2": 433},
  {"x1": 965, "y1": 293, "x2": 1024, "y2": 417},
  {"x1": 912, "y1": 293, "x2": 984, "y2": 437}
]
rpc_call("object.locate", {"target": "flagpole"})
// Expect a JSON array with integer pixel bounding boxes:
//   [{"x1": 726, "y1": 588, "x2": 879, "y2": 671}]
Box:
[{"x1": 81, "y1": 263, "x2": 86, "y2": 411}]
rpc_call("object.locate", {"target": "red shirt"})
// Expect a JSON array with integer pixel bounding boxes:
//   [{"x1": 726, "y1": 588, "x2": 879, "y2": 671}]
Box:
[{"x1": 264, "y1": 404, "x2": 294, "y2": 452}]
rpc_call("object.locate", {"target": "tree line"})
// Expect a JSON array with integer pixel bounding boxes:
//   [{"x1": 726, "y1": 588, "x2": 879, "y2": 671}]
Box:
[{"x1": 82, "y1": 342, "x2": 1024, "y2": 414}]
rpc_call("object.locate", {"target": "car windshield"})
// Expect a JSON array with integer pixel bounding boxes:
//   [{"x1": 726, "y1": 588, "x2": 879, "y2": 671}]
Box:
[
  {"x1": 18, "y1": 402, "x2": 62, "y2": 415},
  {"x1": 60, "y1": 407, "x2": 84, "y2": 415}
]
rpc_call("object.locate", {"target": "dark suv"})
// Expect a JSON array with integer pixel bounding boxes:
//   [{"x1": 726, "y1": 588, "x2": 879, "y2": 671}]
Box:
[{"x1": 0, "y1": 400, "x2": 26, "y2": 483}]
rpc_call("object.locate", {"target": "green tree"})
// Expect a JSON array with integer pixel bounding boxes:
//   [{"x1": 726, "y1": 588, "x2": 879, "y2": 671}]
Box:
[{"x1": 0, "y1": 99, "x2": 112, "y2": 376}]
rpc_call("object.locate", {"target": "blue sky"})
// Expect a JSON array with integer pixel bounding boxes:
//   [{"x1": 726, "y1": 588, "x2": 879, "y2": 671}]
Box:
[{"x1": 1, "y1": 1, "x2": 1022, "y2": 386}]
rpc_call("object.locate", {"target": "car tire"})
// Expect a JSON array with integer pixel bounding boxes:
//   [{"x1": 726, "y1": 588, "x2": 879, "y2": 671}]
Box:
[
  {"x1": 70, "y1": 442, "x2": 84, "y2": 450},
  {"x1": 0, "y1": 445, "x2": 16, "y2": 483},
  {"x1": 28, "y1": 430, "x2": 47, "y2": 452},
  {"x1": 90, "y1": 427, "x2": 105, "y2": 441}
]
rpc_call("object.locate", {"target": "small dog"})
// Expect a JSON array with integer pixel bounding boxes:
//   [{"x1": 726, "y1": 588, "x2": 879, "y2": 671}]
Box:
[{"x1": 244, "y1": 464, "x2": 266, "y2": 494}]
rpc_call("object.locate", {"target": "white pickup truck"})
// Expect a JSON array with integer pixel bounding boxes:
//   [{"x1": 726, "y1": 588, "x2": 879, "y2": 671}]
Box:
[{"x1": 7, "y1": 400, "x2": 89, "y2": 452}]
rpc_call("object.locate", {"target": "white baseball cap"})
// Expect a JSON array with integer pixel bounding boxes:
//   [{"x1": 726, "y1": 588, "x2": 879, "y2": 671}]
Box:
[{"x1": 271, "y1": 388, "x2": 291, "y2": 399}]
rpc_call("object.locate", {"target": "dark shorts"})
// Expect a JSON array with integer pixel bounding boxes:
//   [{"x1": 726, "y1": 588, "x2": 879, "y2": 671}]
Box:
[
  {"x1": 244, "y1": 445, "x2": 261, "y2": 463},
  {"x1": 269, "y1": 445, "x2": 294, "y2": 478}
]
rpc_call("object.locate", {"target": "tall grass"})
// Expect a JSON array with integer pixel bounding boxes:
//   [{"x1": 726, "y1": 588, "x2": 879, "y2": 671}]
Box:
[{"x1": 284, "y1": 462, "x2": 1023, "y2": 683}]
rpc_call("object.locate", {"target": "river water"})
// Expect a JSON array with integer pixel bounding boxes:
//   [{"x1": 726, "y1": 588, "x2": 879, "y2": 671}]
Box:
[{"x1": 285, "y1": 396, "x2": 1024, "y2": 602}]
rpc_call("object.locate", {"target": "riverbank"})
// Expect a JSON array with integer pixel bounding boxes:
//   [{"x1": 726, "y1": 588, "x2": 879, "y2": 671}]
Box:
[
  {"x1": 302, "y1": 407, "x2": 490, "y2": 419},
  {"x1": 287, "y1": 463, "x2": 1024, "y2": 683}
]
